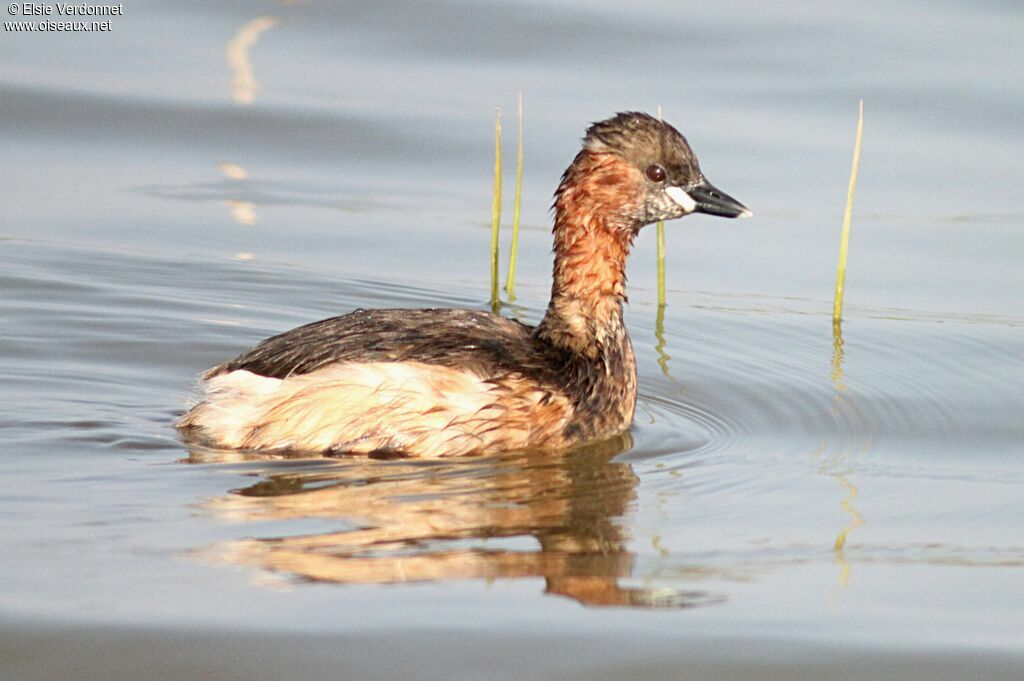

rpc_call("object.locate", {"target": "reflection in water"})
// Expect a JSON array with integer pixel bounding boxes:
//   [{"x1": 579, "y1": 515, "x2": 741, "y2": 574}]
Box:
[
  {"x1": 653, "y1": 303, "x2": 673, "y2": 378},
  {"x1": 831, "y1": 320, "x2": 846, "y2": 386},
  {"x1": 218, "y1": 163, "x2": 258, "y2": 226},
  {"x1": 226, "y1": 201, "x2": 257, "y2": 226},
  {"x1": 827, "y1": 320, "x2": 864, "y2": 586},
  {"x1": 219, "y1": 162, "x2": 248, "y2": 180},
  {"x1": 832, "y1": 475, "x2": 864, "y2": 586},
  {"x1": 188, "y1": 436, "x2": 722, "y2": 609},
  {"x1": 226, "y1": 16, "x2": 278, "y2": 105}
]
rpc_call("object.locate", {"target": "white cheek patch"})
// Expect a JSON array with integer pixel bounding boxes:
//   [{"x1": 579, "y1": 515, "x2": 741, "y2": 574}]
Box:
[{"x1": 665, "y1": 186, "x2": 697, "y2": 213}]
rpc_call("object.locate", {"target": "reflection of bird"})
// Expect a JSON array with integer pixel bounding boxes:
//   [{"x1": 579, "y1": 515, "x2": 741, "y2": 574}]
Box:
[
  {"x1": 178, "y1": 112, "x2": 750, "y2": 457},
  {"x1": 193, "y1": 435, "x2": 725, "y2": 608}
]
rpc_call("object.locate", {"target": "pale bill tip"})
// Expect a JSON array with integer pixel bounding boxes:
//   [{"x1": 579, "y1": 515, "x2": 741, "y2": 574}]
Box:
[{"x1": 737, "y1": 207, "x2": 754, "y2": 218}]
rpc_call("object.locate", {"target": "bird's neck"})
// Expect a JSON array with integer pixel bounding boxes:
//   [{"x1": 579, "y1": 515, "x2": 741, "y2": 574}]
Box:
[{"x1": 536, "y1": 152, "x2": 639, "y2": 357}]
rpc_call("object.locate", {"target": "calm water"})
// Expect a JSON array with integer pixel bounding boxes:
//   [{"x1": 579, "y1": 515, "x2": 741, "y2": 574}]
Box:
[{"x1": 2, "y1": 1, "x2": 1023, "y2": 678}]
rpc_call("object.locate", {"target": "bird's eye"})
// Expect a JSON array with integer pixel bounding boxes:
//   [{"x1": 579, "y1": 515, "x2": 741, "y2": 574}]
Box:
[{"x1": 645, "y1": 165, "x2": 666, "y2": 183}]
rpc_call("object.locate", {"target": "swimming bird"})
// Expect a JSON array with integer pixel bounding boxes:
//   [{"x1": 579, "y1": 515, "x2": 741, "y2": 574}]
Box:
[{"x1": 177, "y1": 112, "x2": 750, "y2": 457}]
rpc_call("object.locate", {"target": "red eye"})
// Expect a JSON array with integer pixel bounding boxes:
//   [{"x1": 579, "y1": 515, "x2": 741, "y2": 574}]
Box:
[{"x1": 645, "y1": 165, "x2": 666, "y2": 182}]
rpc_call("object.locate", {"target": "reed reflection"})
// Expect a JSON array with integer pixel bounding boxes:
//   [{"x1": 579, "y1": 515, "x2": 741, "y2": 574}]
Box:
[
  {"x1": 188, "y1": 436, "x2": 719, "y2": 608},
  {"x1": 831, "y1": 320, "x2": 846, "y2": 387},
  {"x1": 827, "y1": 320, "x2": 865, "y2": 586},
  {"x1": 653, "y1": 303, "x2": 673, "y2": 378},
  {"x1": 218, "y1": 162, "x2": 258, "y2": 226},
  {"x1": 831, "y1": 474, "x2": 864, "y2": 586},
  {"x1": 226, "y1": 16, "x2": 278, "y2": 105}
]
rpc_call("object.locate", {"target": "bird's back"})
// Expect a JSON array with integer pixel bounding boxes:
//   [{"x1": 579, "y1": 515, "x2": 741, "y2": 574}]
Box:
[{"x1": 207, "y1": 307, "x2": 557, "y2": 382}]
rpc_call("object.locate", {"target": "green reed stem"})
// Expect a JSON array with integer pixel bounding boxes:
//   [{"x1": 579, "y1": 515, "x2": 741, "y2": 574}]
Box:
[
  {"x1": 655, "y1": 106, "x2": 666, "y2": 308},
  {"x1": 833, "y1": 100, "x2": 863, "y2": 327},
  {"x1": 490, "y1": 108, "x2": 502, "y2": 309},
  {"x1": 505, "y1": 93, "x2": 524, "y2": 301}
]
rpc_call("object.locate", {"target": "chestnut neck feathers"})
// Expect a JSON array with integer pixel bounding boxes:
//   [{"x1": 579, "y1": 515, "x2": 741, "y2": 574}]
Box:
[{"x1": 535, "y1": 149, "x2": 639, "y2": 357}]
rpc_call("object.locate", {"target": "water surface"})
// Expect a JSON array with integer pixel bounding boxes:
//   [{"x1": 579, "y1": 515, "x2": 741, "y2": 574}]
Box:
[{"x1": 2, "y1": 1, "x2": 1023, "y2": 678}]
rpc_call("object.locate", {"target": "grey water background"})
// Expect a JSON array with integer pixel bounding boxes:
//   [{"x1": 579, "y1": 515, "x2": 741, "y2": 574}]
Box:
[{"x1": 2, "y1": 1, "x2": 1023, "y2": 679}]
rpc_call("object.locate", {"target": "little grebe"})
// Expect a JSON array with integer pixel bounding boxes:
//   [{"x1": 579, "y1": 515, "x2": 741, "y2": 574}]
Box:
[{"x1": 177, "y1": 112, "x2": 750, "y2": 457}]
